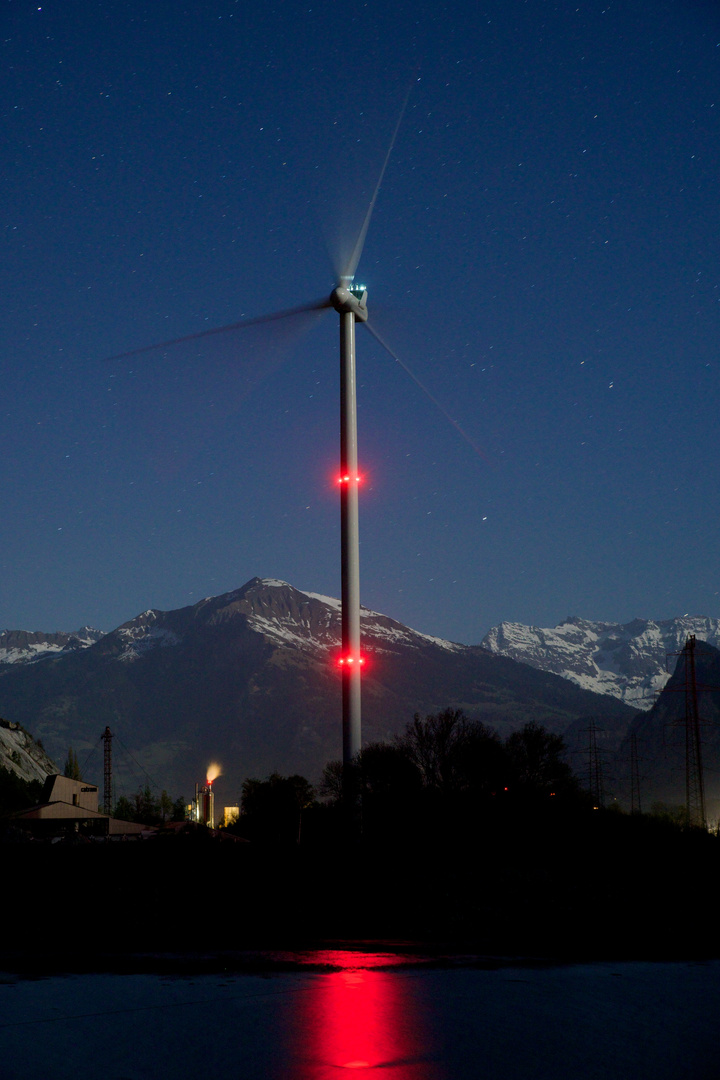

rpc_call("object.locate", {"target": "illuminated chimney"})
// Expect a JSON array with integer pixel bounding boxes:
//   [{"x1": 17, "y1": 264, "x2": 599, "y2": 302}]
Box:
[
  {"x1": 200, "y1": 782, "x2": 215, "y2": 828},
  {"x1": 192, "y1": 780, "x2": 215, "y2": 827},
  {"x1": 192, "y1": 764, "x2": 220, "y2": 827}
]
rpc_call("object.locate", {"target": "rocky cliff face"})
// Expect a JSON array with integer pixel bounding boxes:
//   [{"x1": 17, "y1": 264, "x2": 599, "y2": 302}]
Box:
[
  {"x1": 0, "y1": 717, "x2": 58, "y2": 784},
  {"x1": 482, "y1": 615, "x2": 720, "y2": 709}
]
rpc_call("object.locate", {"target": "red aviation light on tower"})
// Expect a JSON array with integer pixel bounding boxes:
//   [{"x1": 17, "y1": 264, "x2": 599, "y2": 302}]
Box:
[
  {"x1": 338, "y1": 654, "x2": 367, "y2": 669},
  {"x1": 337, "y1": 473, "x2": 362, "y2": 485}
]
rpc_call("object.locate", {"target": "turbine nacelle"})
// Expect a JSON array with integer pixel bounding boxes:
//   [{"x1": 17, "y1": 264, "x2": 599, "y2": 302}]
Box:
[{"x1": 330, "y1": 284, "x2": 368, "y2": 322}]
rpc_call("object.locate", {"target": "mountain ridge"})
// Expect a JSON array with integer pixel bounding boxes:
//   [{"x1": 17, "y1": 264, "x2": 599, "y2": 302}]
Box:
[
  {"x1": 0, "y1": 578, "x2": 635, "y2": 798},
  {"x1": 481, "y1": 615, "x2": 720, "y2": 709},
  {"x1": 0, "y1": 628, "x2": 105, "y2": 667}
]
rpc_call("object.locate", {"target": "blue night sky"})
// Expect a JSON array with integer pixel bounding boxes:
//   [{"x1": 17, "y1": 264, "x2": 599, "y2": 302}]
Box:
[{"x1": 3, "y1": 0, "x2": 720, "y2": 645}]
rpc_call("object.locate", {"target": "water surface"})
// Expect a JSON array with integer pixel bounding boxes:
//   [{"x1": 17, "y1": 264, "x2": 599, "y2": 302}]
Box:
[{"x1": 0, "y1": 951, "x2": 717, "y2": 1079}]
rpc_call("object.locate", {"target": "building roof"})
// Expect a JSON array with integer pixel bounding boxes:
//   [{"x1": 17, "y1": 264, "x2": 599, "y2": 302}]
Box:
[{"x1": 12, "y1": 774, "x2": 152, "y2": 836}]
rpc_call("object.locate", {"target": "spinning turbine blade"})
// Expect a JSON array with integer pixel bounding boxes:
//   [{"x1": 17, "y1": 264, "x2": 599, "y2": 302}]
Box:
[
  {"x1": 107, "y1": 297, "x2": 332, "y2": 362},
  {"x1": 339, "y1": 83, "x2": 413, "y2": 284},
  {"x1": 365, "y1": 322, "x2": 490, "y2": 462}
]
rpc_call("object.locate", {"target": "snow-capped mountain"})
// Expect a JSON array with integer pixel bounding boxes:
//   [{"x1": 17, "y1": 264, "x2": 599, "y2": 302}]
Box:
[
  {"x1": 0, "y1": 579, "x2": 634, "y2": 797},
  {"x1": 481, "y1": 615, "x2": 720, "y2": 709},
  {"x1": 108, "y1": 578, "x2": 463, "y2": 662},
  {"x1": 0, "y1": 628, "x2": 105, "y2": 666}
]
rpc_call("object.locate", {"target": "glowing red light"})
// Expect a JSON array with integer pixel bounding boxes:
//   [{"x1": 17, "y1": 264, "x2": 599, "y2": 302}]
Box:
[
  {"x1": 287, "y1": 960, "x2": 429, "y2": 1074},
  {"x1": 337, "y1": 475, "x2": 362, "y2": 484},
  {"x1": 338, "y1": 655, "x2": 366, "y2": 668}
]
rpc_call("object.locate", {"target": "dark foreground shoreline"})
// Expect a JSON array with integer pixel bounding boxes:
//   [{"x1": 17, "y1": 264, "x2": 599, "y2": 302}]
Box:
[
  {"x1": 4, "y1": 805, "x2": 720, "y2": 974},
  {"x1": 0, "y1": 943, "x2": 570, "y2": 978},
  {"x1": 3, "y1": 942, "x2": 718, "y2": 979}
]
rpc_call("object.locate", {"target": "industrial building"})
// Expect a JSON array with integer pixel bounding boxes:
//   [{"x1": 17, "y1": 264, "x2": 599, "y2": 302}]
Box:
[
  {"x1": 12, "y1": 774, "x2": 151, "y2": 839},
  {"x1": 191, "y1": 781, "x2": 215, "y2": 827}
]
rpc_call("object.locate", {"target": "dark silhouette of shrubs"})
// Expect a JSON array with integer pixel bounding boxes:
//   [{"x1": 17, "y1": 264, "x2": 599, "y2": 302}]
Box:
[
  {"x1": 317, "y1": 712, "x2": 585, "y2": 849},
  {"x1": 113, "y1": 786, "x2": 184, "y2": 826},
  {"x1": 236, "y1": 773, "x2": 316, "y2": 845},
  {"x1": 504, "y1": 721, "x2": 580, "y2": 801},
  {"x1": 0, "y1": 765, "x2": 43, "y2": 816}
]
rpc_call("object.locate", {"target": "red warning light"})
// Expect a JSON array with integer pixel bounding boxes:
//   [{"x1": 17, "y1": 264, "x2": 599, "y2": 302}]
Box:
[
  {"x1": 337, "y1": 475, "x2": 362, "y2": 484},
  {"x1": 338, "y1": 655, "x2": 366, "y2": 668}
]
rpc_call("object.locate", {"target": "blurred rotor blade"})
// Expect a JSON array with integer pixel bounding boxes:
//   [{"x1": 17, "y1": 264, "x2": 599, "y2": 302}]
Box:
[
  {"x1": 364, "y1": 321, "x2": 491, "y2": 463},
  {"x1": 103, "y1": 301, "x2": 331, "y2": 479},
  {"x1": 338, "y1": 82, "x2": 413, "y2": 284},
  {"x1": 106, "y1": 297, "x2": 333, "y2": 362}
]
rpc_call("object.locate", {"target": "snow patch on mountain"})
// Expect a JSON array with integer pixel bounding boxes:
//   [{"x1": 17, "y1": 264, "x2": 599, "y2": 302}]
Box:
[
  {"x1": 0, "y1": 628, "x2": 105, "y2": 666},
  {"x1": 302, "y1": 590, "x2": 342, "y2": 612},
  {"x1": 482, "y1": 615, "x2": 720, "y2": 709},
  {"x1": 260, "y1": 578, "x2": 300, "y2": 591},
  {"x1": 115, "y1": 617, "x2": 181, "y2": 662},
  {"x1": 251, "y1": 579, "x2": 463, "y2": 654},
  {"x1": 359, "y1": 616, "x2": 462, "y2": 653}
]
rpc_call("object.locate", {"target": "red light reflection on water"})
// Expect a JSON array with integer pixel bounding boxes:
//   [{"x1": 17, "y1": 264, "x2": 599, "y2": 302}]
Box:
[
  {"x1": 288, "y1": 952, "x2": 440, "y2": 1079},
  {"x1": 320, "y1": 968, "x2": 393, "y2": 1070}
]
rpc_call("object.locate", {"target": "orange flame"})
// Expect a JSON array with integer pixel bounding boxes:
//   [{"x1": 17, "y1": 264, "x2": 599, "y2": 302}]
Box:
[{"x1": 206, "y1": 762, "x2": 221, "y2": 785}]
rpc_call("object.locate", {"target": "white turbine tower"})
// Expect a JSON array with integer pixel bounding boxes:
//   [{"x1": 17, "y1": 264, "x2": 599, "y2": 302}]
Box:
[
  {"x1": 109, "y1": 95, "x2": 410, "y2": 803},
  {"x1": 333, "y1": 278, "x2": 367, "y2": 769}
]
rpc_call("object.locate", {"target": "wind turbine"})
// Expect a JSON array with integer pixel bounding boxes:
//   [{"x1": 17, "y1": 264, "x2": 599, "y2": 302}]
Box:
[{"x1": 109, "y1": 95, "x2": 411, "y2": 793}]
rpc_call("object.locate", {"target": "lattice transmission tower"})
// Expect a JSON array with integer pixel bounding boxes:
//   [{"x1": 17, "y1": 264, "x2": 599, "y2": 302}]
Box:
[
  {"x1": 582, "y1": 719, "x2": 606, "y2": 808},
  {"x1": 681, "y1": 635, "x2": 706, "y2": 829},
  {"x1": 630, "y1": 731, "x2": 642, "y2": 815},
  {"x1": 102, "y1": 725, "x2": 114, "y2": 816},
  {"x1": 665, "y1": 634, "x2": 708, "y2": 829}
]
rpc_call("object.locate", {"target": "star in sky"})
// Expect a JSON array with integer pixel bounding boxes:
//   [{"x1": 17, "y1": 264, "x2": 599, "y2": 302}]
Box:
[{"x1": 2, "y1": 0, "x2": 720, "y2": 644}]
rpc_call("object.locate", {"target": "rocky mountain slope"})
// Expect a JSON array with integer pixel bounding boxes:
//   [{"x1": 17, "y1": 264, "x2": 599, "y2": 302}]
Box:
[
  {"x1": 0, "y1": 717, "x2": 58, "y2": 784},
  {"x1": 482, "y1": 616, "x2": 720, "y2": 710},
  {"x1": 0, "y1": 628, "x2": 105, "y2": 666},
  {"x1": 611, "y1": 640, "x2": 720, "y2": 823},
  {"x1": 0, "y1": 578, "x2": 634, "y2": 800}
]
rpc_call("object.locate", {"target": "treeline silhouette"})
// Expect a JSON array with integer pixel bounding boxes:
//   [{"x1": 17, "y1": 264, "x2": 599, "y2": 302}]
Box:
[
  {"x1": 3, "y1": 711, "x2": 720, "y2": 963},
  {"x1": 232, "y1": 711, "x2": 583, "y2": 847},
  {"x1": 227, "y1": 711, "x2": 720, "y2": 959}
]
